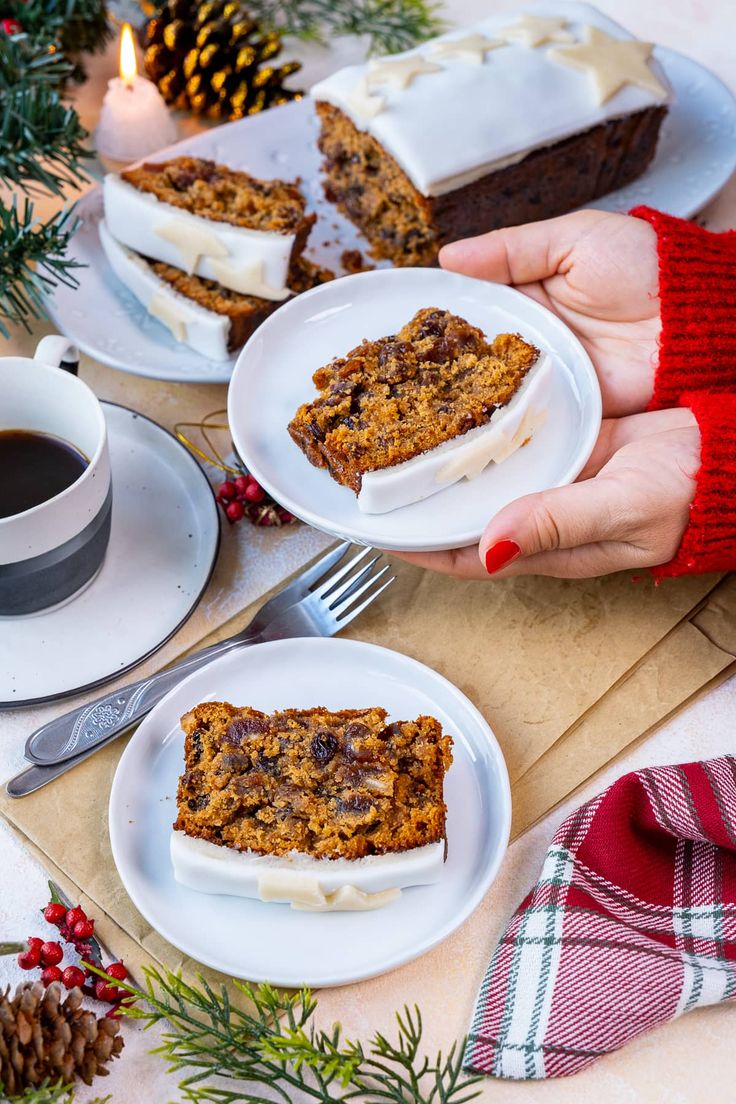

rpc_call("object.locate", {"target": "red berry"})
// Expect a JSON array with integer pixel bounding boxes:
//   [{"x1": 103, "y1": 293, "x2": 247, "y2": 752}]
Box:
[
  {"x1": 216, "y1": 480, "x2": 236, "y2": 501},
  {"x1": 17, "y1": 948, "x2": 40, "y2": 970},
  {"x1": 106, "y1": 961, "x2": 128, "y2": 981},
  {"x1": 0, "y1": 17, "x2": 22, "y2": 34},
  {"x1": 72, "y1": 919, "x2": 94, "y2": 940},
  {"x1": 40, "y1": 941, "x2": 63, "y2": 967},
  {"x1": 244, "y1": 481, "x2": 265, "y2": 503},
  {"x1": 278, "y1": 510, "x2": 294, "y2": 524},
  {"x1": 65, "y1": 906, "x2": 86, "y2": 928},
  {"x1": 62, "y1": 965, "x2": 86, "y2": 990},
  {"x1": 27, "y1": 937, "x2": 43, "y2": 954},
  {"x1": 43, "y1": 902, "x2": 67, "y2": 926},
  {"x1": 95, "y1": 979, "x2": 121, "y2": 1003},
  {"x1": 225, "y1": 500, "x2": 244, "y2": 523},
  {"x1": 41, "y1": 965, "x2": 63, "y2": 986},
  {"x1": 234, "y1": 475, "x2": 250, "y2": 496}
]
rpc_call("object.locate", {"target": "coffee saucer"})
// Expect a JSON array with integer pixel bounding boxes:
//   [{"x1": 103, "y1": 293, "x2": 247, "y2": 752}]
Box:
[{"x1": 0, "y1": 403, "x2": 220, "y2": 707}]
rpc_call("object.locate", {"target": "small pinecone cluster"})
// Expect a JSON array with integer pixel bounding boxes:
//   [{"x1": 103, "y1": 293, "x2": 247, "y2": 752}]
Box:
[
  {"x1": 143, "y1": 0, "x2": 303, "y2": 120},
  {"x1": 0, "y1": 981, "x2": 123, "y2": 1094}
]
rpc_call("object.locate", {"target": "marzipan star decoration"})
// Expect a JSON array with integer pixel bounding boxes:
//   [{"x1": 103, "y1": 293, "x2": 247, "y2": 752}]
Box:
[
  {"x1": 347, "y1": 76, "x2": 386, "y2": 122},
  {"x1": 499, "y1": 15, "x2": 574, "y2": 48},
  {"x1": 550, "y1": 25, "x2": 669, "y2": 104},
  {"x1": 430, "y1": 33, "x2": 504, "y2": 65},
  {"x1": 366, "y1": 54, "x2": 442, "y2": 91}
]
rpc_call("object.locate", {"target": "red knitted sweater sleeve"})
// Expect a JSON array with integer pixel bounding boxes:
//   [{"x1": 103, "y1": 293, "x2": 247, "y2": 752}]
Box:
[
  {"x1": 651, "y1": 391, "x2": 736, "y2": 580},
  {"x1": 630, "y1": 206, "x2": 736, "y2": 410}
]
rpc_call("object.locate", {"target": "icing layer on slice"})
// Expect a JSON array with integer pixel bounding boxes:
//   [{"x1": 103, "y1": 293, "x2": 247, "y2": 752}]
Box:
[
  {"x1": 357, "y1": 353, "x2": 554, "y2": 514},
  {"x1": 103, "y1": 174, "x2": 296, "y2": 297},
  {"x1": 170, "y1": 831, "x2": 444, "y2": 910},
  {"x1": 311, "y1": 1, "x2": 671, "y2": 197},
  {"x1": 99, "y1": 219, "x2": 231, "y2": 360}
]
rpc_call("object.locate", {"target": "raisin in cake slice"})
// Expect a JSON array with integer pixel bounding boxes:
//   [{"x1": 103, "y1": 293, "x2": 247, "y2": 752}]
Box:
[
  {"x1": 172, "y1": 702, "x2": 453, "y2": 911},
  {"x1": 312, "y1": 2, "x2": 670, "y2": 266},
  {"x1": 99, "y1": 220, "x2": 332, "y2": 360},
  {"x1": 103, "y1": 156, "x2": 315, "y2": 300},
  {"x1": 288, "y1": 307, "x2": 553, "y2": 514}
]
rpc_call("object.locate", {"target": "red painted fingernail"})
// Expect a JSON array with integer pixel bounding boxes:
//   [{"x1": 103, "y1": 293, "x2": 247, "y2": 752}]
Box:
[{"x1": 484, "y1": 539, "x2": 521, "y2": 575}]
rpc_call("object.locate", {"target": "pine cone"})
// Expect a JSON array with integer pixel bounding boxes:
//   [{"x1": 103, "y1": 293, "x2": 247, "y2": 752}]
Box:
[
  {"x1": 143, "y1": 0, "x2": 302, "y2": 120},
  {"x1": 0, "y1": 982, "x2": 124, "y2": 1095}
]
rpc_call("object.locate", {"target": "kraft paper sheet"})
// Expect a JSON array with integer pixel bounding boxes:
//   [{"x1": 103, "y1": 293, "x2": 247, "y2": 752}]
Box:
[{"x1": 0, "y1": 558, "x2": 732, "y2": 987}]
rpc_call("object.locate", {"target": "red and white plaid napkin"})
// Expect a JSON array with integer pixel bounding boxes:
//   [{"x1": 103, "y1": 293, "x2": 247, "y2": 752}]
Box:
[{"x1": 465, "y1": 756, "x2": 736, "y2": 1079}]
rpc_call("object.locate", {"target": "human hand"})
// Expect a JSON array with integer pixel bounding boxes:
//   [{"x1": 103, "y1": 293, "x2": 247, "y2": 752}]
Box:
[
  {"x1": 392, "y1": 406, "x2": 699, "y2": 580},
  {"x1": 440, "y1": 209, "x2": 660, "y2": 418}
]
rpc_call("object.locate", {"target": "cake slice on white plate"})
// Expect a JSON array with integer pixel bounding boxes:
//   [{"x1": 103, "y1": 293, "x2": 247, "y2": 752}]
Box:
[
  {"x1": 103, "y1": 155, "x2": 316, "y2": 299},
  {"x1": 99, "y1": 219, "x2": 332, "y2": 361},
  {"x1": 288, "y1": 306, "x2": 553, "y2": 514},
  {"x1": 172, "y1": 701, "x2": 452, "y2": 912}
]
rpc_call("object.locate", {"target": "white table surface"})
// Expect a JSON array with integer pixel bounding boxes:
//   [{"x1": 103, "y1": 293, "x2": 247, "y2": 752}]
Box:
[{"x1": 1, "y1": 2, "x2": 734, "y2": 1101}]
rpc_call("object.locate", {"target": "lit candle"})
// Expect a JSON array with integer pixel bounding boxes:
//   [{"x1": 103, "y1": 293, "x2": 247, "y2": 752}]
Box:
[{"x1": 95, "y1": 23, "x2": 178, "y2": 161}]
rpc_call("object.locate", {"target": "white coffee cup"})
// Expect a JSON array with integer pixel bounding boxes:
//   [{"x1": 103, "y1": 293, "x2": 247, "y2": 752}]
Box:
[{"x1": 0, "y1": 337, "x2": 112, "y2": 615}]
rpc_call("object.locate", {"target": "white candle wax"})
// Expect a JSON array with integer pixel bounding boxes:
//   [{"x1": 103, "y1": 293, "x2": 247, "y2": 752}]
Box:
[{"x1": 96, "y1": 75, "x2": 178, "y2": 162}]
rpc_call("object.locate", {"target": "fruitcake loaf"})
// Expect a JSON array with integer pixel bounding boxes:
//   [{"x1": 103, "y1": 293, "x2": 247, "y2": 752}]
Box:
[{"x1": 311, "y1": 3, "x2": 670, "y2": 265}]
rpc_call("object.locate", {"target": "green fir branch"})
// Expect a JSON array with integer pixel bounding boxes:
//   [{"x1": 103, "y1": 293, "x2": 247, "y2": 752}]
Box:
[
  {"x1": 0, "y1": 198, "x2": 83, "y2": 338},
  {"x1": 0, "y1": 1082, "x2": 110, "y2": 1104},
  {"x1": 244, "y1": 0, "x2": 445, "y2": 55},
  {"x1": 0, "y1": 34, "x2": 92, "y2": 195},
  {"x1": 2, "y1": 0, "x2": 112, "y2": 71},
  {"x1": 108, "y1": 966, "x2": 482, "y2": 1104}
]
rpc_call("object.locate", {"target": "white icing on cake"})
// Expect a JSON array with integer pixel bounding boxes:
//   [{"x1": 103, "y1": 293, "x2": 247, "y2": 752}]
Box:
[
  {"x1": 357, "y1": 352, "x2": 554, "y2": 514},
  {"x1": 311, "y1": 2, "x2": 672, "y2": 197},
  {"x1": 103, "y1": 173, "x2": 297, "y2": 298},
  {"x1": 99, "y1": 219, "x2": 231, "y2": 360},
  {"x1": 170, "y1": 831, "x2": 445, "y2": 910}
]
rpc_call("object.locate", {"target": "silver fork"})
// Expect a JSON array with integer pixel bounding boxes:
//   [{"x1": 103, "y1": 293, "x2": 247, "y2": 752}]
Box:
[{"x1": 7, "y1": 543, "x2": 394, "y2": 798}]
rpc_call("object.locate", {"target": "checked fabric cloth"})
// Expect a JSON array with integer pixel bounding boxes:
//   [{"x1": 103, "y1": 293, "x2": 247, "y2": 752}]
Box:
[{"x1": 465, "y1": 756, "x2": 736, "y2": 1079}]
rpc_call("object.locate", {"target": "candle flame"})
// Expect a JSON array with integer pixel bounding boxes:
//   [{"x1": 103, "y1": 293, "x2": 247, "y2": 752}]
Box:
[{"x1": 119, "y1": 22, "x2": 137, "y2": 86}]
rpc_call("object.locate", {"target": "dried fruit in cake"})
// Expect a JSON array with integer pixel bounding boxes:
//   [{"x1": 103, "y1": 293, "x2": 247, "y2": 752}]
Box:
[
  {"x1": 173, "y1": 701, "x2": 453, "y2": 861},
  {"x1": 288, "y1": 307, "x2": 540, "y2": 494},
  {"x1": 121, "y1": 156, "x2": 311, "y2": 234}
]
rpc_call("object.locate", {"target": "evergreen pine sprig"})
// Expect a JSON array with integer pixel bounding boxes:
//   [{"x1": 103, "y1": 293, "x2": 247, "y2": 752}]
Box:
[
  {"x1": 0, "y1": 1082, "x2": 110, "y2": 1104},
  {"x1": 110, "y1": 966, "x2": 482, "y2": 1104},
  {"x1": 1, "y1": 0, "x2": 111, "y2": 80},
  {"x1": 0, "y1": 30, "x2": 92, "y2": 336},
  {"x1": 243, "y1": 0, "x2": 445, "y2": 56},
  {"x1": 0, "y1": 199, "x2": 83, "y2": 337},
  {"x1": 0, "y1": 34, "x2": 92, "y2": 195}
]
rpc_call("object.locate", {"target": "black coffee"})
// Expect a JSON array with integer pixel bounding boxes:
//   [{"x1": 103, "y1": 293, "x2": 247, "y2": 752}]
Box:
[{"x1": 0, "y1": 429, "x2": 88, "y2": 518}]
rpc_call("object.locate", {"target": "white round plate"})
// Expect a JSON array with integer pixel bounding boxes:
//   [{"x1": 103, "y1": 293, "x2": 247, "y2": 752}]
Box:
[
  {"x1": 0, "y1": 404, "x2": 220, "y2": 707},
  {"x1": 44, "y1": 48, "x2": 736, "y2": 383},
  {"x1": 109, "y1": 637, "x2": 511, "y2": 987},
  {"x1": 228, "y1": 267, "x2": 601, "y2": 551}
]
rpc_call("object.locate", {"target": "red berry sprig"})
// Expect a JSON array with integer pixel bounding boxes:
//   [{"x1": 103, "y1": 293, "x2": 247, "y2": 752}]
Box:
[
  {"x1": 13, "y1": 892, "x2": 134, "y2": 1017},
  {"x1": 216, "y1": 473, "x2": 295, "y2": 527}
]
